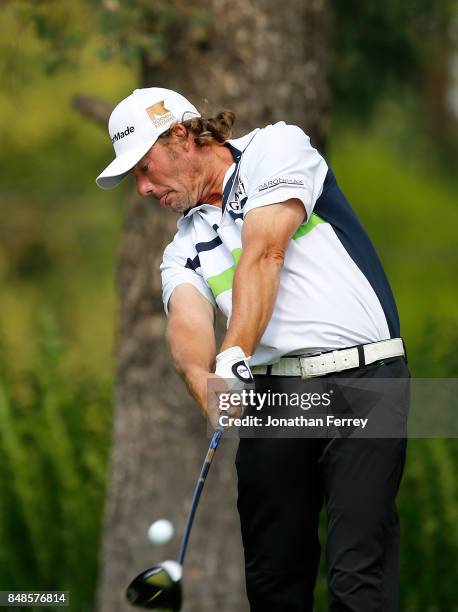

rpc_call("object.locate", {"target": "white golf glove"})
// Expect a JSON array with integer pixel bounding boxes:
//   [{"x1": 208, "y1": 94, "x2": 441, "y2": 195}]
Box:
[
  {"x1": 210, "y1": 347, "x2": 255, "y2": 429},
  {"x1": 214, "y1": 346, "x2": 254, "y2": 390}
]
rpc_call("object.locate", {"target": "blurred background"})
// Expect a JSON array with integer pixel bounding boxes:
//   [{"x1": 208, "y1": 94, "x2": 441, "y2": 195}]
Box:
[{"x1": 0, "y1": 0, "x2": 457, "y2": 610}]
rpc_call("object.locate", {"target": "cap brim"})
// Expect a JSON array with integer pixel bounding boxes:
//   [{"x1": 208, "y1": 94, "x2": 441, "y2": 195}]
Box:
[{"x1": 96, "y1": 140, "x2": 156, "y2": 190}]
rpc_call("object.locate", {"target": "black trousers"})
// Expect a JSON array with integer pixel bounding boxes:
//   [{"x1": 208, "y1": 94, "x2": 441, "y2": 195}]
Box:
[{"x1": 235, "y1": 357, "x2": 410, "y2": 612}]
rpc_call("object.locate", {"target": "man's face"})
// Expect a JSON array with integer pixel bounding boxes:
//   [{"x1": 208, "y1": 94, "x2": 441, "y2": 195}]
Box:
[{"x1": 132, "y1": 133, "x2": 200, "y2": 213}]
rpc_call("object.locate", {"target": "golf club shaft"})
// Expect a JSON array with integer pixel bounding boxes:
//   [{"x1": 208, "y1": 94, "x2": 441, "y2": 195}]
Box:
[{"x1": 178, "y1": 427, "x2": 224, "y2": 565}]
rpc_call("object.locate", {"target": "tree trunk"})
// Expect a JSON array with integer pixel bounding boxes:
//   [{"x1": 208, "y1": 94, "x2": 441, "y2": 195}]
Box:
[{"x1": 97, "y1": 1, "x2": 331, "y2": 611}]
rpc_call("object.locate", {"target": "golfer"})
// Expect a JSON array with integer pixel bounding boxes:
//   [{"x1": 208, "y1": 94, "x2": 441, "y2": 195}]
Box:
[{"x1": 97, "y1": 87, "x2": 410, "y2": 611}]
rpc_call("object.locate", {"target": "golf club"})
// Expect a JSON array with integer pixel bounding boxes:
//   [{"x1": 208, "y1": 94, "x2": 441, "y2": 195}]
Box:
[{"x1": 125, "y1": 426, "x2": 224, "y2": 610}]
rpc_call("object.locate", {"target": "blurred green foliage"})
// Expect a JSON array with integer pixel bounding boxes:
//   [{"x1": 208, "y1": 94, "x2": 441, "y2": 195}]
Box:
[
  {"x1": 4, "y1": 0, "x2": 211, "y2": 74},
  {"x1": 0, "y1": 316, "x2": 112, "y2": 611},
  {"x1": 332, "y1": 0, "x2": 453, "y2": 117},
  {"x1": 0, "y1": 1, "x2": 456, "y2": 610},
  {"x1": 329, "y1": 122, "x2": 458, "y2": 373}
]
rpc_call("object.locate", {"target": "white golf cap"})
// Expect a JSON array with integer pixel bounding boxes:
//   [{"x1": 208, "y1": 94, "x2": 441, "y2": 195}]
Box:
[{"x1": 96, "y1": 87, "x2": 201, "y2": 190}]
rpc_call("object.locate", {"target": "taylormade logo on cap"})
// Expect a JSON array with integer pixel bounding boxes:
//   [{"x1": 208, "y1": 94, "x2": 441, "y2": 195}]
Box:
[
  {"x1": 111, "y1": 126, "x2": 135, "y2": 144},
  {"x1": 96, "y1": 87, "x2": 201, "y2": 190}
]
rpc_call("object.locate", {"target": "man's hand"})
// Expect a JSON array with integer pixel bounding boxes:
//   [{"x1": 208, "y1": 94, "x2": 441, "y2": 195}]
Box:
[
  {"x1": 187, "y1": 347, "x2": 255, "y2": 429},
  {"x1": 184, "y1": 367, "x2": 225, "y2": 428},
  {"x1": 214, "y1": 346, "x2": 254, "y2": 390},
  {"x1": 212, "y1": 346, "x2": 254, "y2": 429}
]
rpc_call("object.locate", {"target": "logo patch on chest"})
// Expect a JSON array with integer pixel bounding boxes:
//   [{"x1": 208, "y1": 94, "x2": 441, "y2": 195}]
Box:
[{"x1": 227, "y1": 178, "x2": 247, "y2": 212}]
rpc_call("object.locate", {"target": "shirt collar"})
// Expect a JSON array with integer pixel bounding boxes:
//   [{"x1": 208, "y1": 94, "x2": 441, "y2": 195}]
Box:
[
  {"x1": 221, "y1": 143, "x2": 242, "y2": 214},
  {"x1": 180, "y1": 130, "x2": 259, "y2": 220}
]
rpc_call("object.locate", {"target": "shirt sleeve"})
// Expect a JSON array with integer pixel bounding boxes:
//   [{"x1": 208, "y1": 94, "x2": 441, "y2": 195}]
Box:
[
  {"x1": 160, "y1": 236, "x2": 217, "y2": 316},
  {"x1": 242, "y1": 122, "x2": 328, "y2": 220}
]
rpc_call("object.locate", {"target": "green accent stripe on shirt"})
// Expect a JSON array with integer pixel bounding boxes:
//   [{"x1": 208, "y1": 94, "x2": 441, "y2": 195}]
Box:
[
  {"x1": 292, "y1": 212, "x2": 326, "y2": 240},
  {"x1": 206, "y1": 215, "x2": 326, "y2": 298},
  {"x1": 207, "y1": 249, "x2": 241, "y2": 298},
  {"x1": 232, "y1": 248, "x2": 243, "y2": 264}
]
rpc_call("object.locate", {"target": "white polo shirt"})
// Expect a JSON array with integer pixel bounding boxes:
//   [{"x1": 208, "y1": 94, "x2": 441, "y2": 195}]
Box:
[{"x1": 160, "y1": 122, "x2": 399, "y2": 366}]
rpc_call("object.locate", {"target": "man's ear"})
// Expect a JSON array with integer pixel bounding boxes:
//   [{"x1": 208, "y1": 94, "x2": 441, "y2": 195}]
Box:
[
  {"x1": 170, "y1": 123, "x2": 189, "y2": 142},
  {"x1": 169, "y1": 123, "x2": 192, "y2": 152}
]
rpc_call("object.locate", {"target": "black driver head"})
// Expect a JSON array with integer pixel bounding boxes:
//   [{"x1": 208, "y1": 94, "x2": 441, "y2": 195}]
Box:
[{"x1": 125, "y1": 561, "x2": 182, "y2": 610}]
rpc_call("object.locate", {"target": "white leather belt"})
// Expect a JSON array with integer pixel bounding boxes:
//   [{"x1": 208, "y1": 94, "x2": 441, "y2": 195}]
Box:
[{"x1": 251, "y1": 338, "x2": 405, "y2": 378}]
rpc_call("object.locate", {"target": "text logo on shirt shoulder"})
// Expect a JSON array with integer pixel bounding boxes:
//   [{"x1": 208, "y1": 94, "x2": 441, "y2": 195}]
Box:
[{"x1": 257, "y1": 177, "x2": 304, "y2": 192}]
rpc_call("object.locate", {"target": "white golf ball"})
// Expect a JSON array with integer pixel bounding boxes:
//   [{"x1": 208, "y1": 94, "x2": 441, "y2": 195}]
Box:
[{"x1": 147, "y1": 519, "x2": 174, "y2": 545}]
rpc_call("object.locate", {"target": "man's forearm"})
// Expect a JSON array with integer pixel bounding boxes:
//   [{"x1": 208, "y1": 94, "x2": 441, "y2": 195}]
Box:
[
  {"x1": 166, "y1": 314, "x2": 216, "y2": 408},
  {"x1": 221, "y1": 251, "x2": 283, "y2": 355}
]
